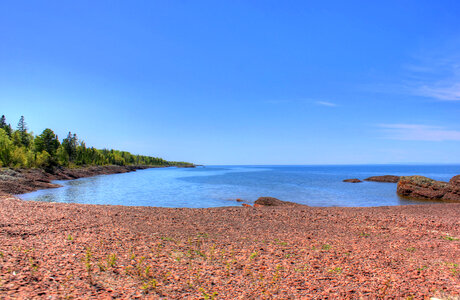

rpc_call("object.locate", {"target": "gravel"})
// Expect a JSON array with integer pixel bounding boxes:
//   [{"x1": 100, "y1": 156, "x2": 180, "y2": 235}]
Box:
[{"x1": 0, "y1": 195, "x2": 458, "y2": 299}]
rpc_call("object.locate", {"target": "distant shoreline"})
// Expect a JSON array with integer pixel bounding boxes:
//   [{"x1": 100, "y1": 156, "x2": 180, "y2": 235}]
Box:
[{"x1": 0, "y1": 165, "x2": 185, "y2": 197}]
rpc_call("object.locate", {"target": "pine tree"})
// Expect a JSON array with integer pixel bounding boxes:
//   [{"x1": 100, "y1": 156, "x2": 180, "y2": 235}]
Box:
[
  {"x1": 0, "y1": 115, "x2": 11, "y2": 137},
  {"x1": 0, "y1": 115, "x2": 6, "y2": 128},
  {"x1": 17, "y1": 116, "x2": 26, "y2": 132},
  {"x1": 16, "y1": 116, "x2": 29, "y2": 147},
  {"x1": 35, "y1": 128, "x2": 60, "y2": 156},
  {"x1": 62, "y1": 132, "x2": 78, "y2": 162},
  {"x1": 4, "y1": 124, "x2": 12, "y2": 137}
]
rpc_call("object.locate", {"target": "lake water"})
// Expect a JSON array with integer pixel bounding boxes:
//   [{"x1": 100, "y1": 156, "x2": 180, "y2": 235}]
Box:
[{"x1": 18, "y1": 165, "x2": 460, "y2": 208}]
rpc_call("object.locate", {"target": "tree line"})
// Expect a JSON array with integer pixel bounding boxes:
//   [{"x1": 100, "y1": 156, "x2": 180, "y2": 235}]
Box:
[{"x1": 0, "y1": 115, "x2": 192, "y2": 170}]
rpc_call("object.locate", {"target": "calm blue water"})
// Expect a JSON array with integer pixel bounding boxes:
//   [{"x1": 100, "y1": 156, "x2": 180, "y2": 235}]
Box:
[{"x1": 18, "y1": 165, "x2": 460, "y2": 208}]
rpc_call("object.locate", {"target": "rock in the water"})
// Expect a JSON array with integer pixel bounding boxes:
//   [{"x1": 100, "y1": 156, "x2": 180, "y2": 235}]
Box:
[
  {"x1": 253, "y1": 197, "x2": 302, "y2": 207},
  {"x1": 343, "y1": 178, "x2": 362, "y2": 183},
  {"x1": 443, "y1": 175, "x2": 460, "y2": 202},
  {"x1": 364, "y1": 175, "x2": 400, "y2": 183},
  {"x1": 397, "y1": 175, "x2": 460, "y2": 202}
]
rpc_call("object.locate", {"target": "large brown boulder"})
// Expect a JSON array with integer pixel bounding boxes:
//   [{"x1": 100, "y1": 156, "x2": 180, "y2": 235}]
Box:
[
  {"x1": 397, "y1": 175, "x2": 460, "y2": 202},
  {"x1": 443, "y1": 175, "x2": 460, "y2": 201},
  {"x1": 449, "y1": 175, "x2": 460, "y2": 186},
  {"x1": 364, "y1": 175, "x2": 400, "y2": 183},
  {"x1": 253, "y1": 197, "x2": 303, "y2": 207}
]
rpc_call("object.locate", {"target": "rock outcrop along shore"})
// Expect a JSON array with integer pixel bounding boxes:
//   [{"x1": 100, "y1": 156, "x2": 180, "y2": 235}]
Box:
[
  {"x1": 397, "y1": 175, "x2": 460, "y2": 202},
  {"x1": 0, "y1": 165, "x2": 152, "y2": 195}
]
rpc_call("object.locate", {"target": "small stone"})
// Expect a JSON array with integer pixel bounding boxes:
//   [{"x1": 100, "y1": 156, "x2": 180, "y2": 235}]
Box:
[{"x1": 343, "y1": 178, "x2": 362, "y2": 183}]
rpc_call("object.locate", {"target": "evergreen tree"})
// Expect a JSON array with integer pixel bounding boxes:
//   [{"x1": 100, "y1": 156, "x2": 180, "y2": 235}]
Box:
[
  {"x1": 0, "y1": 115, "x2": 12, "y2": 137},
  {"x1": 35, "y1": 128, "x2": 60, "y2": 156},
  {"x1": 0, "y1": 115, "x2": 6, "y2": 128},
  {"x1": 17, "y1": 115, "x2": 26, "y2": 133},
  {"x1": 3, "y1": 124, "x2": 12, "y2": 137},
  {"x1": 0, "y1": 115, "x2": 191, "y2": 168},
  {"x1": 62, "y1": 132, "x2": 78, "y2": 162},
  {"x1": 16, "y1": 116, "x2": 30, "y2": 147},
  {"x1": 76, "y1": 141, "x2": 87, "y2": 165}
]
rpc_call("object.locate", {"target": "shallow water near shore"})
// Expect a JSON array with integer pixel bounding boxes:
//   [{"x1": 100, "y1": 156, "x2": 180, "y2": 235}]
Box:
[{"x1": 18, "y1": 165, "x2": 460, "y2": 207}]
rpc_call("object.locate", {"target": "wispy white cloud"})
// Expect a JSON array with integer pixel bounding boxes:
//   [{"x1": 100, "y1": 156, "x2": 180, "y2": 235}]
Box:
[
  {"x1": 378, "y1": 123, "x2": 460, "y2": 141},
  {"x1": 315, "y1": 101, "x2": 337, "y2": 107},
  {"x1": 403, "y1": 47, "x2": 460, "y2": 101},
  {"x1": 416, "y1": 82, "x2": 460, "y2": 101}
]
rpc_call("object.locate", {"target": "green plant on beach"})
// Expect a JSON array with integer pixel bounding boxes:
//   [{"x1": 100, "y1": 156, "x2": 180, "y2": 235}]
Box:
[
  {"x1": 107, "y1": 253, "x2": 117, "y2": 268},
  {"x1": 98, "y1": 262, "x2": 106, "y2": 272},
  {"x1": 163, "y1": 271, "x2": 172, "y2": 282},
  {"x1": 273, "y1": 238, "x2": 288, "y2": 246},
  {"x1": 129, "y1": 250, "x2": 136, "y2": 260},
  {"x1": 199, "y1": 287, "x2": 218, "y2": 300},
  {"x1": 250, "y1": 251, "x2": 259, "y2": 260},
  {"x1": 328, "y1": 267, "x2": 343, "y2": 274},
  {"x1": 446, "y1": 263, "x2": 459, "y2": 275},
  {"x1": 417, "y1": 265, "x2": 428, "y2": 271},
  {"x1": 224, "y1": 259, "x2": 236, "y2": 276},
  {"x1": 271, "y1": 265, "x2": 282, "y2": 283},
  {"x1": 28, "y1": 256, "x2": 39, "y2": 273},
  {"x1": 322, "y1": 244, "x2": 331, "y2": 250},
  {"x1": 141, "y1": 278, "x2": 158, "y2": 292},
  {"x1": 441, "y1": 235, "x2": 459, "y2": 241},
  {"x1": 152, "y1": 242, "x2": 164, "y2": 258},
  {"x1": 197, "y1": 232, "x2": 209, "y2": 239},
  {"x1": 170, "y1": 250, "x2": 184, "y2": 262},
  {"x1": 406, "y1": 247, "x2": 416, "y2": 252},
  {"x1": 82, "y1": 247, "x2": 93, "y2": 284},
  {"x1": 209, "y1": 244, "x2": 216, "y2": 261},
  {"x1": 132, "y1": 256, "x2": 146, "y2": 277}
]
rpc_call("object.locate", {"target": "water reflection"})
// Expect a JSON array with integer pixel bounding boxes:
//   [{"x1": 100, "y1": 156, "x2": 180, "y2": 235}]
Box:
[{"x1": 396, "y1": 194, "x2": 445, "y2": 206}]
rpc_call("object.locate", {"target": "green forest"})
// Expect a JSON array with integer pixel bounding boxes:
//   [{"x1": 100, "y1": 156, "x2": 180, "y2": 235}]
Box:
[{"x1": 0, "y1": 115, "x2": 192, "y2": 169}]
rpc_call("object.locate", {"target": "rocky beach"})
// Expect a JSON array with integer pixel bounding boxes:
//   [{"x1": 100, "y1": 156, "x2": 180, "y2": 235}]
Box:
[
  {"x1": 0, "y1": 165, "x2": 164, "y2": 196},
  {"x1": 3, "y1": 0, "x2": 460, "y2": 297},
  {"x1": 0, "y1": 168, "x2": 459, "y2": 299}
]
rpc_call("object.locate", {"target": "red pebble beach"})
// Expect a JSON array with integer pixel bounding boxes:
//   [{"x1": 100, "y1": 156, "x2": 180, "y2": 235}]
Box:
[{"x1": 0, "y1": 191, "x2": 459, "y2": 299}]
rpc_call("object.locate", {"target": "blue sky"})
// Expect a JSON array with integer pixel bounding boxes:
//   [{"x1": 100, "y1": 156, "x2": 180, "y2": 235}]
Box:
[{"x1": 1, "y1": 0, "x2": 459, "y2": 164}]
